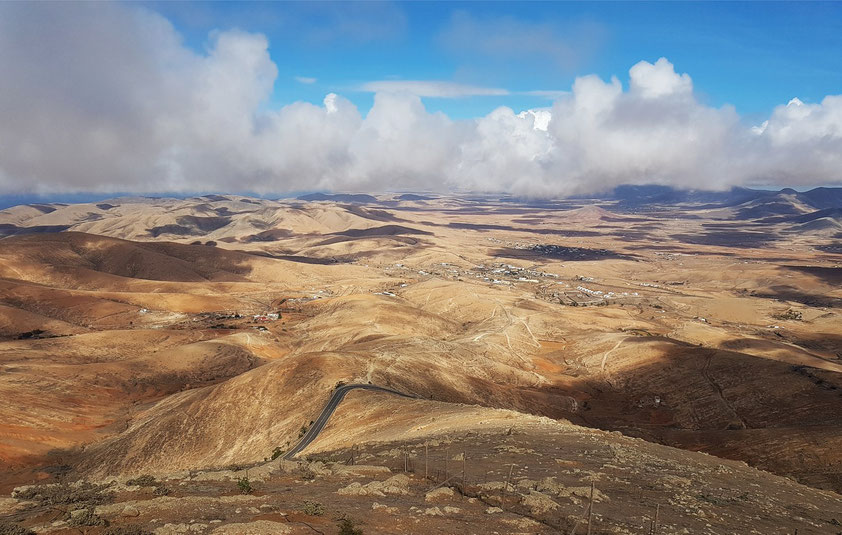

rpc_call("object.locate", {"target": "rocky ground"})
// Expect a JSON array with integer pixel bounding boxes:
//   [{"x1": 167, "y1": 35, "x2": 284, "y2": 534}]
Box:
[
  {"x1": 0, "y1": 194, "x2": 841, "y2": 533},
  {"x1": 2, "y1": 416, "x2": 842, "y2": 535}
]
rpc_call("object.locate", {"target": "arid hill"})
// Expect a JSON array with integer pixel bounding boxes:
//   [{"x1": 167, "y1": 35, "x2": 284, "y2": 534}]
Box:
[{"x1": 1, "y1": 192, "x2": 841, "y2": 534}]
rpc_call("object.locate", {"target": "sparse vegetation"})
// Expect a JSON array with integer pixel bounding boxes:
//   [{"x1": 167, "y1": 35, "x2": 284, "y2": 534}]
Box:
[
  {"x1": 237, "y1": 476, "x2": 252, "y2": 494},
  {"x1": 126, "y1": 474, "x2": 157, "y2": 487},
  {"x1": 13, "y1": 482, "x2": 111, "y2": 508},
  {"x1": 301, "y1": 500, "x2": 325, "y2": 516},
  {"x1": 127, "y1": 474, "x2": 169, "y2": 495},
  {"x1": 773, "y1": 309, "x2": 803, "y2": 321},
  {"x1": 337, "y1": 518, "x2": 364, "y2": 535},
  {"x1": 698, "y1": 492, "x2": 749, "y2": 506},
  {"x1": 67, "y1": 507, "x2": 108, "y2": 527},
  {"x1": 103, "y1": 526, "x2": 153, "y2": 535},
  {"x1": 271, "y1": 446, "x2": 284, "y2": 460},
  {"x1": 299, "y1": 464, "x2": 316, "y2": 481},
  {"x1": 0, "y1": 523, "x2": 35, "y2": 535}
]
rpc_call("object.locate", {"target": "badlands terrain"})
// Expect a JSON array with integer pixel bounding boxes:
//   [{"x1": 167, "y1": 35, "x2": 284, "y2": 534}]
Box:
[{"x1": 0, "y1": 188, "x2": 841, "y2": 534}]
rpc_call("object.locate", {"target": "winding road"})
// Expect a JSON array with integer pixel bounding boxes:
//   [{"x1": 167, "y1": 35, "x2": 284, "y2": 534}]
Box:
[{"x1": 282, "y1": 383, "x2": 416, "y2": 460}]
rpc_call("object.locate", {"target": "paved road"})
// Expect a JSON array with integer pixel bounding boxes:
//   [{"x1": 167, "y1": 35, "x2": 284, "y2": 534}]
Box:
[{"x1": 282, "y1": 383, "x2": 416, "y2": 460}]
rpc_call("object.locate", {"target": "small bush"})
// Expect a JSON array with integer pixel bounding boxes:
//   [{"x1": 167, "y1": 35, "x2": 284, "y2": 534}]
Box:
[
  {"x1": 153, "y1": 485, "x2": 170, "y2": 496},
  {"x1": 237, "y1": 476, "x2": 252, "y2": 495},
  {"x1": 301, "y1": 500, "x2": 325, "y2": 516},
  {"x1": 337, "y1": 518, "x2": 363, "y2": 535},
  {"x1": 125, "y1": 475, "x2": 156, "y2": 487},
  {"x1": 299, "y1": 465, "x2": 316, "y2": 481},
  {"x1": 773, "y1": 309, "x2": 802, "y2": 321},
  {"x1": 271, "y1": 447, "x2": 284, "y2": 460},
  {"x1": 0, "y1": 522, "x2": 35, "y2": 535},
  {"x1": 14, "y1": 482, "x2": 110, "y2": 507},
  {"x1": 68, "y1": 508, "x2": 108, "y2": 527}
]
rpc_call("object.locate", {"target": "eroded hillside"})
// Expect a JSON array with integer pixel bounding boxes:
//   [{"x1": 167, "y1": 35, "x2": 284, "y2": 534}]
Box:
[{"x1": 1, "y1": 193, "x2": 841, "y2": 533}]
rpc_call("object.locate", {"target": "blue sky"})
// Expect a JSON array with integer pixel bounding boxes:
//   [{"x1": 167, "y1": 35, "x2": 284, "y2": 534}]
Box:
[
  {"x1": 2, "y1": 1, "x2": 841, "y2": 196},
  {"x1": 147, "y1": 1, "x2": 842, "y2": 120}
]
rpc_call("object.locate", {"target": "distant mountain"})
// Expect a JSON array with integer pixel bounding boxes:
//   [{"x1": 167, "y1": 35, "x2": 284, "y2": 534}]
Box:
[
  {"x1": 735, "y1": 189, "x2": 842, "y2": 221},
  {"x1": 395, "y1": 193, "x2": 434, "y2": 201},
  {"x1": 787, "y1": 207, "x2": 842, "y2": 223},
  {"x1": 593, "y1": 185, "x2": 842, "y2": 213},
  {"x1": 597, "y1": 185, "x2": 774, "y2": 209},
  {"x1": 792, "y1": 217, "x2": 842, "y2": 235},
  {"x1": 297, "y1": 193, "x2": 378, "y2": 203},
  {"x1": 795, "y1": 187, "x2": 842, "y2": 210},
  {"x1": 760, "y1": 207, "x2": 842, "y2": 236}
]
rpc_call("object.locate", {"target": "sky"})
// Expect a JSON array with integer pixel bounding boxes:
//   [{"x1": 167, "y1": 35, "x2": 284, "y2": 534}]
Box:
[{"x1": 1, "y1": 1, "x2": 841, "y2": 198}]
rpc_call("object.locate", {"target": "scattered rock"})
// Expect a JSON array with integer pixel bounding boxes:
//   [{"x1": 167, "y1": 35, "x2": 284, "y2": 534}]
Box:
[
  {"x1": 502, "y1": 517, "x2": 542, "y2": 529},
  {"x1": 337, "y1": 474, "x2": 410, "y2": 497},
  {"x1": 122, "y1": 504, "x2": 140, "y2": 517},
  {"x1": 191, "y1": 462, "x2": 277, "y2": 483},
  {"x1": 425, "y1": 487, "x2": 454, "y2": 502},
  {"x1": 486, "y1": 506, "x2": 502, "y2": 514},
  {"x1": 521, "y1": 490, "x2": 559, "y2": 515},
  {"x1": 424, "y1": 506, "x2": 443, "y2": 516},
  {"x1": 372, "y1": 502, "x2": 399, "y2": 514},
  {"x1": 333, "y1": 465, "x2": 391, "y2": 477},
  {"x1": 0, "y1": 498, "x2": 30, "y2": 515}
]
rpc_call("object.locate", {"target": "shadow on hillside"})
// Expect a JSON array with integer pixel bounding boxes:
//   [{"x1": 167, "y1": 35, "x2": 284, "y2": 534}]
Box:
[
  {"x1": 448, "y1": 222, "x2": 602, "y2": 237},
  {"x1": 371, "y1": 333, "x2": 842, "y2": 492},
  {"x1": 241, "y1": 251, "x2": 349, "y2": 264},
  {"x1": 784, "y1": 265, "x2": 842, "y2": 285},
  {"x1": 671, "y1": 230, "x2": 779, "y2": 248},
  {"x1": 754, "y1": 285, "x2": 842, "y2": 308},
  {"x1": 147, "y1": 215, "x2": 232, "y2": 237},
  {"x1": 492, "y1": 245, "x2": 638, "y2": 262},
  {"x1": 341, "y1": 205, "x2": 404, "y2": 222},
  {"x1": 0, "y1": 223, "x2": 71, "y2": 238}
]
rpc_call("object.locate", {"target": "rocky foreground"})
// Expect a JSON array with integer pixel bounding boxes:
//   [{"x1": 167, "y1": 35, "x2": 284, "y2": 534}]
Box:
[{"x1": 2, "y1": 417, "x2": 841, "y2": 535}]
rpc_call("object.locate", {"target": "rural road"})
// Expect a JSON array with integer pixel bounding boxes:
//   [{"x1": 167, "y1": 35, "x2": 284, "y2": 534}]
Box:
[{"x1": 282, "y1": 383, "x2": 416, "y2": 460}]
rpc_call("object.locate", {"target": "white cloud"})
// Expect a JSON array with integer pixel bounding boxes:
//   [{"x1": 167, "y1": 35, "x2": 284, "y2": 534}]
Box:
[
  {"x1": 629, "y1": 57, "x2": 693, "y2": 99},
  {"x1": 359, "y1": 80, "x2": 509, "y2": 98},
  {"x1": 294, "y1": 76, "x2": 317, "y2": 84},
  {"x1": 0, "y1": 3, "x2": 841, "y2": 197}
]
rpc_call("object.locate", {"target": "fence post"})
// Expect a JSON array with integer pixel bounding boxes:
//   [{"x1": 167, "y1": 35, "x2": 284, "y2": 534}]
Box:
[
  {"x1": 425, "y1": 443, "x2": 429, "y2": 480},
  {"x1": 586, "y1": 481, "x2": 595, "y2": 535},
  {"x1": 502, "y1": 463, "x2": 515, "y2": 505},
  {"x1": 652, "y1": 503, "x2": 660, "y2": 535},
  {"x1": 444, "y1": 447, "x2": 448, "y2": 480},
  {"x1": 462, "y1": 451, "x2": 466, "y2": 486}
]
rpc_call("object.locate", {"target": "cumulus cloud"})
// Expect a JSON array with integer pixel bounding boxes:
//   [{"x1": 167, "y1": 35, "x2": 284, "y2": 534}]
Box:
[{"x1": 0, "y1": 3, "x2": 841, "y2": 197}]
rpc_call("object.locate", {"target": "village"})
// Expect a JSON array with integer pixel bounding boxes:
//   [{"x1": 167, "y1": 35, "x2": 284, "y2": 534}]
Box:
[{"x1": 380, "y1": 258, "x2": 656, "y2": 308}]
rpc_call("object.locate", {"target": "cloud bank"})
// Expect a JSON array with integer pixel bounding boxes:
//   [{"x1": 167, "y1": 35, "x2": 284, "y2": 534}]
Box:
[{"x1": 0, "y1": 3, "x2": 841, "y2": 197}]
